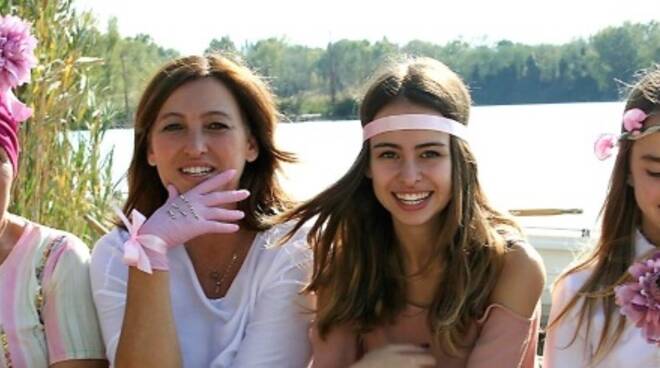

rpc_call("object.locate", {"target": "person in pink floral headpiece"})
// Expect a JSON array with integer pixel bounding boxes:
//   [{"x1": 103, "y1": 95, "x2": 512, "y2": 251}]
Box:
[
  {"x1": 0, "y1": 14, "x2": 107, "y2": 367},
  {"x1": 0, "y1": 12, "x2": 36, "y2": 175},
  {"x1": 544, "y1": 65, "x2": 660, "y2": 367}
]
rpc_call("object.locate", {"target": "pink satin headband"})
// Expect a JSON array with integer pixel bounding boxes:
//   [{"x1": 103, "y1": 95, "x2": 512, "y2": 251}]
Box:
[{"x1": 362, "y1": 114, "x2": 468, "y2": 142}]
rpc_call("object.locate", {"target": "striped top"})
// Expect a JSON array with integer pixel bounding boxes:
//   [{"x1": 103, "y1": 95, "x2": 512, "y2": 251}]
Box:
[{"x1": 0, "y1": 220, "x2": 105, "y2": 367}]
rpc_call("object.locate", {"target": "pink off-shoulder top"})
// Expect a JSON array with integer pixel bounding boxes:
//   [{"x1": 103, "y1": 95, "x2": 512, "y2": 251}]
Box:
[{"x1": 310, "y1": 303, "x2": 540, "y2": 368}]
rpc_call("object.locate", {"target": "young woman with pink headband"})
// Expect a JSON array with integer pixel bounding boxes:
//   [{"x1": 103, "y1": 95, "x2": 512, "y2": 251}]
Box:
[
  {"x1": 543, "y1": 66, "x2": 660, "y2": 367},
  {"x1": 283, "y1": 57, "x2": 545, "y2": 367},
  {"x1": 0, "y1": 15, "x2": 106, "y2": 367}
]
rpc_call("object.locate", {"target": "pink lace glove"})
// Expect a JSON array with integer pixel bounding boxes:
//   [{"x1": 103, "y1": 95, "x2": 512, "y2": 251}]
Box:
[{"x1": 117, "y1": 169, "x2": 250, "y2": 273}]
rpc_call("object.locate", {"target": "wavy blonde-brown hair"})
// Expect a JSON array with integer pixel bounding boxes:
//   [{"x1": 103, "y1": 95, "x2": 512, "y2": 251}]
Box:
[
  {"x1": 283, "y1": 57, "x2": 521, "y2": 356},
  {"x1": 547, "y1": 64, "x2": 660, "y2": 362}
]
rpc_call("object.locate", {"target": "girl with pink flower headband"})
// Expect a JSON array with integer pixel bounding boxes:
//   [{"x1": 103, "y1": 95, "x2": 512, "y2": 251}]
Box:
[
  {"x1": 543, "y1": 65, "x2": 660, "y2": 367},
  {"x1": 283, "y1": 57, "x2": 546, "y2": 368},
  {"x1": 0, "y1": 15, "x2": 107, "y2": 367}
]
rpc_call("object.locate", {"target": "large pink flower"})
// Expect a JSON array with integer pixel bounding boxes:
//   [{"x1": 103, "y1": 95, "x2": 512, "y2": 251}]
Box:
[
  {"x1": 0, "y1": 15, "x2": 37, "y2": 91},
  {"x1": 593, "y1": 133, "x2": 617, "y2": 160},
  {"x1": 615, "y1": 251, "x2": 660, "y2": 345},
  {"x1": 0, "y1": 88, "x2": 31, "y2": 122},
  {"x1": 622, "y1": 108, "x2": 647, "y2": 133}
]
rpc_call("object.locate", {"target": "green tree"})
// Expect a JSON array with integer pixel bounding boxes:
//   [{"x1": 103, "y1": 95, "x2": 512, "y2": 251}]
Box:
[
  {"x1": 87, "y1": 17, "x2": 178, "y2": 126},
  {"x1": 590, "y1": 22, "x2": 645, "y2": 95},
  {"x1": 206, "y1": 36, "x2": 238, "y2": 55},
  {"x1": 204, "y1": 21, "x2": 660, "y2": 116}
]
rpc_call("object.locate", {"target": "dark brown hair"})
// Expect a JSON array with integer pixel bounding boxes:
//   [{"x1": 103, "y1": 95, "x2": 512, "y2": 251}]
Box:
[
  {"x1": 122, "y1": 54, "x2": 295, "y2": 231},
  {"x1": 283, "y1": 56, "x2": 521, "y2": 355},
  {"x1": 547, "y1": 64, "x2": 660, "y2": 361}
]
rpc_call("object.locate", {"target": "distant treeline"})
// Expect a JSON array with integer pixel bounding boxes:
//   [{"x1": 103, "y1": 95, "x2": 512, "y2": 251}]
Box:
[{"x1": 91, "y1": 20, "x2": 659, "y2": 123}]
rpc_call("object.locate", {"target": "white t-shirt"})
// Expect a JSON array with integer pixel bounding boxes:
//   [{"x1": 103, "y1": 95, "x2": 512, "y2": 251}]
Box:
[
  {"x1": 543, "y1": 231, "x2": 659, "y2": 368},
  {"x1": 90, "y1": 222, "x2": 312, "y2": 367}
]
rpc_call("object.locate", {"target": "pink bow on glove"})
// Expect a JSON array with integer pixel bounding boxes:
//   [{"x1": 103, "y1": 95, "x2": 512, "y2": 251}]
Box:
[
  {"x1": 116, "y1": 209, "x2": 168, "y2": 274},
  {"x1": 118, "y1": 169, "x2": 250, "y2": 273}
]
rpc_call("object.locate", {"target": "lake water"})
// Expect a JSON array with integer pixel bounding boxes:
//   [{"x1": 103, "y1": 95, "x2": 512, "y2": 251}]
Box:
[{"x1": 101, "y1": 101, "x2": 625, "y2": 233}]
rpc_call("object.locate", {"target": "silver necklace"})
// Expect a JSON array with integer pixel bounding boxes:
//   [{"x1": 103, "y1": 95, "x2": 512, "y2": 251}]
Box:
[{"x1": 209, "y1": 251, "x2": 240, "y2": 295}]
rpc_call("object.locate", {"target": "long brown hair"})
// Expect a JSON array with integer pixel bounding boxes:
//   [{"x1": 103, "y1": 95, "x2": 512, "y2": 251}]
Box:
[
  {"x1": 122, "y1": 54, "x2": 295, "y2": 231},
  {"x1": 547, "y1": 64, "x2": 660, "y2": 361},
  {"x1": 283, "y1": 56, "x2": 521, "y2": 355}
]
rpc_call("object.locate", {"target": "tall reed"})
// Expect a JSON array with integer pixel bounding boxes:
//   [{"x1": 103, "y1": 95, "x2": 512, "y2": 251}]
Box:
[{"x1": 3, "y1": 0, "x2": 118, "y2": 243}]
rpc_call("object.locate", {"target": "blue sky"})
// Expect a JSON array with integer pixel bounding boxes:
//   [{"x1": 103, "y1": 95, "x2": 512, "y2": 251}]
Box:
[{"x1": 75, "y1": 0, "x2": 658, "y2": 54}]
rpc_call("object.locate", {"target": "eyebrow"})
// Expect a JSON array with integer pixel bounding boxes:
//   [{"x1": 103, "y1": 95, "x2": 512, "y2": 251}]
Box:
[
  {"x1": 201, "y1": 110, "x2": 232, "y2": 119},
  {"x1": 641, "y1": 154, "x2": 660, "y2": 163},
  {"x1": 157, "y1": 110, "x2": 232, "y2": 121},
  {"x1": 372, "y1": 142, "x2": 448, "y2": 149}
]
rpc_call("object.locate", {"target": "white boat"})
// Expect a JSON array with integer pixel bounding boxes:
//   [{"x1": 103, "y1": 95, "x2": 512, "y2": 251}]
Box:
[{"x1": 524, "y1": 224, "x2": 591, "y2": 324}]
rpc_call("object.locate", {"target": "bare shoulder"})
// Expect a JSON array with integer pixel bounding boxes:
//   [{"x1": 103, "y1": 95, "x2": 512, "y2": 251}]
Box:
[{"x1": 490, "y1": 240, "x2": 546, "y2": 318}]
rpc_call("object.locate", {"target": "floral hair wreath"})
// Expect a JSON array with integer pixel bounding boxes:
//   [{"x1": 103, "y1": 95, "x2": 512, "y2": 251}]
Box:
[{"x1": 594, "y1": 108, "x2": 659, "y2": 160}]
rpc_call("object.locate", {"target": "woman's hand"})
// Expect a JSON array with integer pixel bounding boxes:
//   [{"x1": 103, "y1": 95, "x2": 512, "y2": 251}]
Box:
[
  {"x1": 350, "y1": 344, "x2": 436, "y2": 368},
  {"x1": 140, "y1": 169, "x2": 249, "y2": 247},
  {"x1": 120, "y1": 169, "x2": 250, "y2": 272}
]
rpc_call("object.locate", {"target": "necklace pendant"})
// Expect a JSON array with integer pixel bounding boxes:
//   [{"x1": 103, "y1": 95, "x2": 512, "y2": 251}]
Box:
[
  {"x1": 210, "y1": 271, "x2": 221, "y2": 294},
  {"x1": 208, "y1": 248, "x2": 242, "y2": 296}
]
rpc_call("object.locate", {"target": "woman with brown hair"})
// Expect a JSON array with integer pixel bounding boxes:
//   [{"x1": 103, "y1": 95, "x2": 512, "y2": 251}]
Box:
[
  {"x1": 543, "y1": 66, "x2": 660, "y2": 367},
  {"x1": 283, "y1": 56, "x2": 545, "y2": 367},
  {"x1": 90, "y1": 54, "x2": 312, "y2": 367}
]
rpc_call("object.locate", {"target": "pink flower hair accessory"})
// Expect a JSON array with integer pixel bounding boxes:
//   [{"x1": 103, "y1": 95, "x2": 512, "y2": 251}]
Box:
[
  {"x1": 614, "y1": 250, "x2": 660, "y2": 345},
  {"x1": 593, "y1": 133, "x2": 617, "y2": 161},
  {"x1": 0, "y1": 14, "x2": 37, "y2": 175},
  {"x1": 622, "y1": 108, "x2": 647, "y2": 134},
  {"x1": 0, "y1": 15, "x2": 37, "y2": 91}
]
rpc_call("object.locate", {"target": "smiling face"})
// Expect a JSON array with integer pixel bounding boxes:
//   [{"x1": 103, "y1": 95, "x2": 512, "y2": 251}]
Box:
[
  {"x1": 147, "y1": 77, "x2": 259, "y2": 197},
  {"x1": 629, "y1": 115, "x2": 660, "y2": 244},
  {"x1": 367, "y1": 100, "x2": 453, "y2": 234}
]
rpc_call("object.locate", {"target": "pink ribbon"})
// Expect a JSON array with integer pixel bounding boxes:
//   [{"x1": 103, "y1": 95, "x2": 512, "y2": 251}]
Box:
[
  {"x1": 115, "y1": 208, "x2": 168, "y2": 274},
  {"x1": 362, "y1": 114, "x2": 468, "y2": 142}
]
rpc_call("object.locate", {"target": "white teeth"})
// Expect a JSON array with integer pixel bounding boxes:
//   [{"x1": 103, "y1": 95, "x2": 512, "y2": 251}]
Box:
[
  {"x1": 181, "y1": 166, "x2": 213, "y2": 176},
  {"x1": 394, "y1": 192, "x2": 432, "y2": 205},
  {"x1": 395, "y1": 192, "x2": 431, "y2": 202}
]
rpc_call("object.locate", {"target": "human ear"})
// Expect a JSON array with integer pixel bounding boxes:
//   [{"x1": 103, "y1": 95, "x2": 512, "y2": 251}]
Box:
[
  {"x1": 147, "y1": 144, "x2": 157, "y2": 167},
  {"x1": 246, "y1": 134, "x2": 259, "y2": 163}
]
